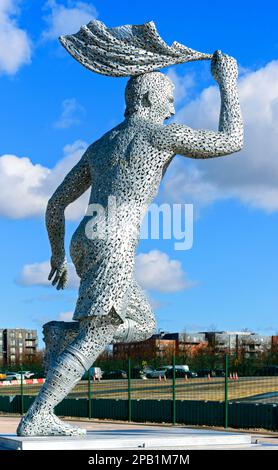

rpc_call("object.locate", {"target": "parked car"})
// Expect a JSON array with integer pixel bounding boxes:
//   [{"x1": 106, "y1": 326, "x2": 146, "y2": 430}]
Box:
[
  {"x1": 17, "y1": 370, "x2": 34, "y2": 379},
  {"x1": 214, "y1": 369, "x2": 225, "y2": 377},
  {"x1": 3, "y1": 373, "x2": 21, "y2": 381},
  {"x1": 186, "y1": 370, "x2": 198, "y2": 378},
  {"x1": 102, "y1": 370, "x2": 127, "y2": 380},
  {"x1": 196, "y1": 369, "x2": 216, "y2": 378},
  {"x1": 165, "y1": 369, "x2": 198, "y2": 379},
  {"x1": 145, "y1": 367, "x2": 167, "y2": 379},
  {"x1": 163, "y1": 364, "x2": 190, "y2": 372},
  {"x1": 142, "y1": 366, "x2": 155, "y2": 376},
  {"x1": 254, "y1": 366, "x2": 278, "y2": 376},
  {"x1": 130, "y1": 367, "x2": 147, "y2": 379}
]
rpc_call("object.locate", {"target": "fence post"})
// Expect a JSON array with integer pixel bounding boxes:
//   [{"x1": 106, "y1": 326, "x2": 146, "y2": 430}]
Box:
[
  {"x1": 20, "y1": 364, "x2": 24, "y2": 415},
  {"x1": 88, "y1": 368, "x2": 92, "y2": 419},
  {"x1": 128, "y1": 358, "x2": 132, "y2": 422},
  {"x1": 224, "y1": 353, "x2": 229, "y2": 429},
  {"x1": 172, "y1": 354, "x2": 176, "y2": 426}
]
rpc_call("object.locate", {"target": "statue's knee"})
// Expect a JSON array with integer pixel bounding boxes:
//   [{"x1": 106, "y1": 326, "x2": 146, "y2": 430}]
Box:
[
  {"x1": 135, "y1": 316, "x2": 156, "y2": 341},
  {"x1": 143, "y1": 317, "x2": 157, "y2": 340}
]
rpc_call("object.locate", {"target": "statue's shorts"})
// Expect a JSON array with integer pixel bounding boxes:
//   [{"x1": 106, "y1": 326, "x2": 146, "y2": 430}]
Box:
[{"x1": 70, "y1": 229, "x2": 138, "y2": 323}]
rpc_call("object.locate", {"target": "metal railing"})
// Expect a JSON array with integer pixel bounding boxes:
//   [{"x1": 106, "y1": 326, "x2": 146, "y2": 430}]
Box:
[{"x1": 1, "y1": 354, "x2": 278, "y2": 430}]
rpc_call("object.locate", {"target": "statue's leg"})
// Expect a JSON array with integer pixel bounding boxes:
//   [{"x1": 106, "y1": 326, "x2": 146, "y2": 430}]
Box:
[
  {"x1": 17, "y1": 309, "x2": 122, "y2": 437},
  {"x1": 112, "y1": 280, "x2": 157, "y2": 344}
]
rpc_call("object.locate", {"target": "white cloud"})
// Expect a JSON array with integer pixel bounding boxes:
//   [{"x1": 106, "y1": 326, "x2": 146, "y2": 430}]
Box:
[
  {"x1": 166, "y1": 69, "x2": 195, "y2": 105},
  {"x1": 0, "y1": 154, "x2": 49, "y2": 218},
  {"x1": 135, "y1": 250, "x2": 195, "y2": 293},
  {"x1": 31, "y1": 311, "x2": 75, "y2": 327},
  {"x1": 149, "y1": 298, "x2": 162, "y2": 310},
  {"x1": 43, "y1": 0, "x2": 97, "y2": 40},
  {"x1": 54, "y1": 98, "x2": 85, "y2": 129},
  {"x1": 58, "y1": 311, "x2": 74, "y2": 321},
  {"x1": 3, "y1": 62, "x2": 277, "y2": 223},
  {"x1": 18, "y1": 250, "x2": 195, "y2": 294},
  {"x1": 0, "y1": 139, "x2": 89, "y2": 219},
  {"x1": 0, "y1": 0, "x2": 32, "y2": 75},
  {"x1": 163, "y1": 60, "x2": 278, "y2": 213},
  {"x1": 17, "y1": 260, "x2": 80, "y2": 289}
]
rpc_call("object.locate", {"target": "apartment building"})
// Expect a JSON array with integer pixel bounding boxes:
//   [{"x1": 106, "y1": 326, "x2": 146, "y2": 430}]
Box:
[{"x1": 0, "y1": 328, "x2": 38, "y2": 365}]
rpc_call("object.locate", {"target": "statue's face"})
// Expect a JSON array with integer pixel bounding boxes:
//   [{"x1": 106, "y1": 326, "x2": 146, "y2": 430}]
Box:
[
  {"x1": 149, "y1": 78, "x2": 175, "y2": 121},
  {"x1": 162, "y1": 85, "x2": 175, "y2": 120}
]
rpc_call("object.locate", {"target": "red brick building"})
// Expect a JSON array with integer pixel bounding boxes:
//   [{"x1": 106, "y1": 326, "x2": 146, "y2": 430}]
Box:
[{"x1": 113, "y1": 337, "x2": 176, "y2": 360}]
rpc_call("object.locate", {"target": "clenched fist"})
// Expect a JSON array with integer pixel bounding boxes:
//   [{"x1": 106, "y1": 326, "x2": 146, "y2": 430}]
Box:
[{"x1": 211, "y1": 50, "x2": 238, "y2": 86}]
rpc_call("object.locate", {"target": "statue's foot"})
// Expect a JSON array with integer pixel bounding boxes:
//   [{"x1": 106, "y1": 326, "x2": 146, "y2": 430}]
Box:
[{"x1": 17, "y1": 410, "x2": 87, "y2": 437}]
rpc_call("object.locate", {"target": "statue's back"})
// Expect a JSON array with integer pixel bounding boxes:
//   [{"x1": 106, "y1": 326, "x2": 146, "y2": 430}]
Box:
[{"x1": 87, "y1": 117, "x2": 171, "y2": 208}]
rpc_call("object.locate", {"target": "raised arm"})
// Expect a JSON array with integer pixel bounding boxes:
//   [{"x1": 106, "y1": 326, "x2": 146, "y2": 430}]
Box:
[
  {"x1": 153, "y1": 50, "x2": 243, "y2": 158},
  {"x1": 46, "y1": 151, "x2": 91, "y2": 289}
]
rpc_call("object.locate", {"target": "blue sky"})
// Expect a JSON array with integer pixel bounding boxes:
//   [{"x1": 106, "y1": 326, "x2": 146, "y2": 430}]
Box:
[{"x1": 0, "y1": 0, "x2": 278, "y2": 347}]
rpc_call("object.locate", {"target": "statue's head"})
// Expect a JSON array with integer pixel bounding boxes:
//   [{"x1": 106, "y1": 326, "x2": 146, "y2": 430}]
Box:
[{"x1": 124, "y1": 71, "x2": 175, "y2": 123}]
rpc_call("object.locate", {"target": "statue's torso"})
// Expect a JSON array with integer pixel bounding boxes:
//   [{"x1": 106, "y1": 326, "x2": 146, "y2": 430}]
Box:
[
  {"x1": 88, "y1": 117, "x2": 171, "y2": 208},
  {"x1": 70, "y1": 117, "x2": 173, "y2": 274}
]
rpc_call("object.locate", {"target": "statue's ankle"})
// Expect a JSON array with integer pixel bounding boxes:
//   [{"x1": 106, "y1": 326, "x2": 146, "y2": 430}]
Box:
[{"x1": 27, "y1": 403, "x2": 52, "y2": 417}]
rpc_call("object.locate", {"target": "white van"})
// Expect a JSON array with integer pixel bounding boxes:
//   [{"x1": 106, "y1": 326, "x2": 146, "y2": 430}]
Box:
[
  {"x1": 83, "y1": 367, "x2": 102, "y2": 380},
  {"x1": 90, "y1": 367, "x2": 102, "y2": 379}
]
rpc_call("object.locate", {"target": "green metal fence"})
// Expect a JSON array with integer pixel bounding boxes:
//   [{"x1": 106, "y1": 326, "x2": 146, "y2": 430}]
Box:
[{"x1": 1, "y1": 353, "x2": 278, "y2": 430}]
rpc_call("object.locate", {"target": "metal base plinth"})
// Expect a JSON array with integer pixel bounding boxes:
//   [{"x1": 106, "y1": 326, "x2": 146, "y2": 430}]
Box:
[{"x1": 0, "y1": 427, "x2": 252, "y2": 450}]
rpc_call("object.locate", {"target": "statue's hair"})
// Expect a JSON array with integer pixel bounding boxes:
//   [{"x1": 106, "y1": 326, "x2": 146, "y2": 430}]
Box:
[{"x1": 124, "y1": 72, "x2": 172, "y2": 117}]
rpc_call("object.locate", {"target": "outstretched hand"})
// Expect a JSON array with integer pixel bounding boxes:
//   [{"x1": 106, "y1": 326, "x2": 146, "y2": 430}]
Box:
[
  {"x1": 48, "y1": 255, "x2": 68, "y2": 290},
  {"x1": 211, "y1": 50, "x2": 238, "y2": 86}
]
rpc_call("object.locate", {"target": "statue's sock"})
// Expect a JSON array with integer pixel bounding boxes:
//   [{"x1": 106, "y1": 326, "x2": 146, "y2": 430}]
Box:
[
  {"x1": 112, "y1": 318, "x2": 156, "y2": 343},
  {"x1": 17, "y1": 316, "x2": 119, "y2": 435},
  {"x1": 25, "y1": 350, "x2": 86, "y2": 415}
]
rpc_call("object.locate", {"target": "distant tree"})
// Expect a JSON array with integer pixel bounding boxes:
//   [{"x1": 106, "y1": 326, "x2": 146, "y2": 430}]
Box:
[{"x1": 207, "y1": 323, "x2": 218, "y2": 332}]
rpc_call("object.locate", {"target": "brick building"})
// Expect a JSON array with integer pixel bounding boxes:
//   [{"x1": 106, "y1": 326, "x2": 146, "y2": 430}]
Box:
[
  {"x1": 0, "y1": 329, "x2": 4, "y2": 365},
  {"x1": 113, "y1": 335, "x2": 176, "y2": 360},
  {"x1": 112, "y1": 330, "x2": 277, "y2": 360},
  {"x1": 112, "y1": 332, "x2": 208, "y2": 360},
  {"x1": 271, "y1": 336, "x2": 278, "y2": 351},
  {"x1": 163, "y1": 332, "x2": 208, "y2": 356}
]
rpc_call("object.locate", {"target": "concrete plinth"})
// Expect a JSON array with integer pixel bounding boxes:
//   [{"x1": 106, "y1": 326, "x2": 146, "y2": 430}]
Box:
[{"x1": 0, "y1": 427, "x2": 252, "y2": 450}]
